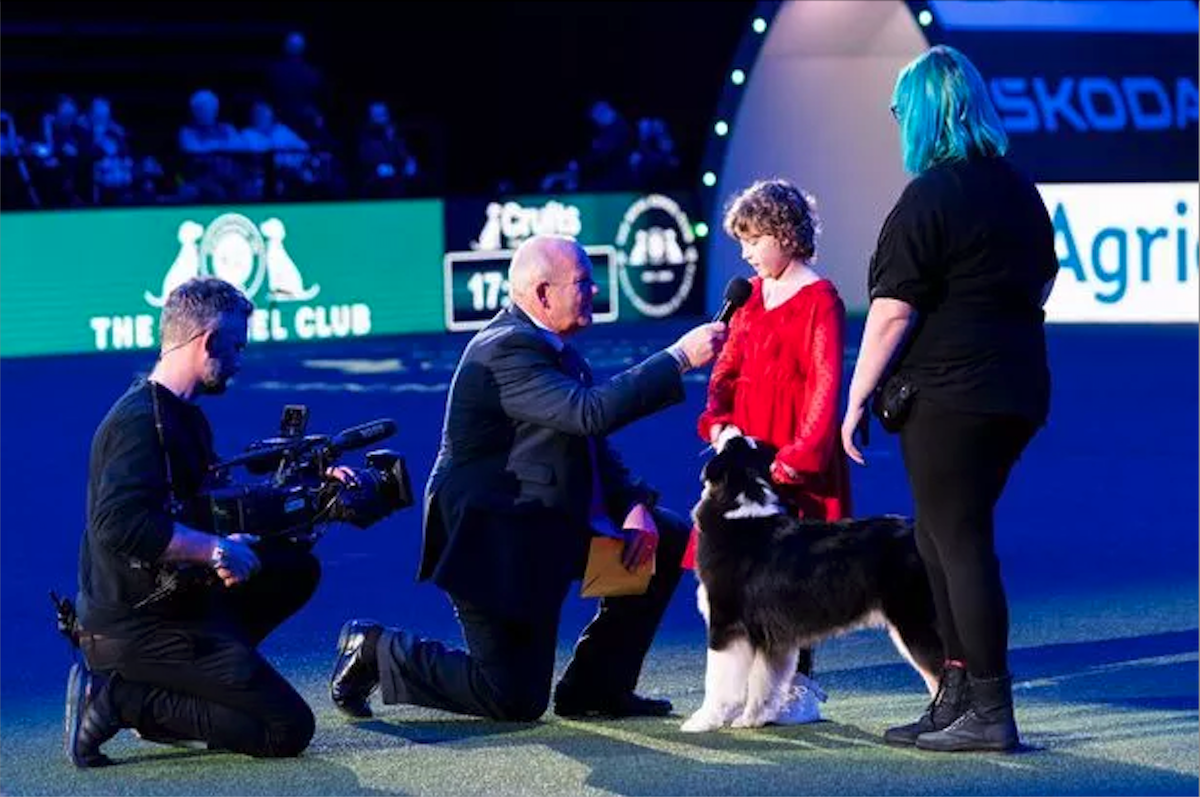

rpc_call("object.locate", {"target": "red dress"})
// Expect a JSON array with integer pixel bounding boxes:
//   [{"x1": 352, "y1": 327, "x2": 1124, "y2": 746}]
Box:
[{"x1": 682, "y1": 277, "x2": 852, "y2": 568}]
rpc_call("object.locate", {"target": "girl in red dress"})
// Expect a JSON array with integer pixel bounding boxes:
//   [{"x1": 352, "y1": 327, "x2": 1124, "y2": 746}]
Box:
[{"x1": 685, "y1": 178, "x2": 852, "y2": 722}]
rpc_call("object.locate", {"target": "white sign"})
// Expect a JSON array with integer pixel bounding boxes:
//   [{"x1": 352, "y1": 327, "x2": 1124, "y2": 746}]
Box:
[
  {"x1": 1039, "y1": 182, "x2": 1198, "y2": 323},
  {"x1": 471, "y1": 200, "x2": 583, "y2": 251},
  {"x1": 89, "y1": 213, "x2": 370, "y2": 351},
  {"x1": 615, "y1": 194, "x2": 699, "y2": 318}
]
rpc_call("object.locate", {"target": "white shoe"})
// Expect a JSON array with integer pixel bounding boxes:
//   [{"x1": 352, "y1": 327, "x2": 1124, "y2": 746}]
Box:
[{"x1": 771, "y1": 674, "x2": 827, "y2": 725}]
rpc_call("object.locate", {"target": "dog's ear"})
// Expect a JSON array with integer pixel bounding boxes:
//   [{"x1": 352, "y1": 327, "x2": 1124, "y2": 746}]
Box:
[
  {"x1": 751, "y1": 440, "x2": 778, "y2": 475},
  {"x1": 713, "y1": 425, "x2": 745, "y2": 454},
  {"x1": 701, "y1": 451, "x2": 731, "y2": 488},
  {"x1": 753, "y1": 439, "x2": 778, "y2": 461}
]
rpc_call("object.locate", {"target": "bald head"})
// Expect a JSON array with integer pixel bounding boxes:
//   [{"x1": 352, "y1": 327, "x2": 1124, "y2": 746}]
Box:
[
  {"x1": 509, "y1": 235, "x2": 596, "y2": 336},
  {"x1": 509, "y1": 235, "x2": 582, "y2": 297}
]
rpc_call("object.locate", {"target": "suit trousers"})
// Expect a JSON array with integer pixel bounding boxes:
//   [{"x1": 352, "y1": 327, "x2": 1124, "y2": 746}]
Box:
[
  {"x1": 377, "y1": 507, "x2": 690, "y2": 721},
  {"x1": 81, "y1": 542, "x2": 320, "y2": 757}
]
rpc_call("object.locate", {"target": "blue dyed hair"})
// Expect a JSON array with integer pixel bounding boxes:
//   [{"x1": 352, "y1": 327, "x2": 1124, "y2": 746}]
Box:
[{"x1": 891, "y1": 45, "x2": 1008, "y2": 175}]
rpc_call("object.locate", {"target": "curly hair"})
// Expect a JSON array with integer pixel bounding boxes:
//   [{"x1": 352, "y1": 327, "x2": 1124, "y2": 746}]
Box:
[
  {"x1": 722, "y1": 179, "x2": 821, "y2": 261},
  {"x1": 160, "y1": 276, "x2": 254, "y2": 348}
]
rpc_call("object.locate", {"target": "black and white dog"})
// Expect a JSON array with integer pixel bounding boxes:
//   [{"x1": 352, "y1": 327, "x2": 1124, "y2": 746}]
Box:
[{"x1": 681, "y1": 433, "x2": 942, "y2": 732}]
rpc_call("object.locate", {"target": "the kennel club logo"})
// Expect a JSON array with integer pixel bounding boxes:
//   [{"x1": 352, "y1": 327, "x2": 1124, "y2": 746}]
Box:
[
  {"x1": 86, "y1": 212, "x2": 372, "y2": 351},
  {"x1": 144, "y1": 213, "x2": 321, "y2": 307},
  {"x1": 615, "y1": 194, "x2": 698, "y2": 318}
]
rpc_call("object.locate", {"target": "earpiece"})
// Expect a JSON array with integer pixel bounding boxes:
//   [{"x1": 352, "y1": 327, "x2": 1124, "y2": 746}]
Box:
[{"x1": 157, "y1": 329, "x2": 207, "y2": 359}]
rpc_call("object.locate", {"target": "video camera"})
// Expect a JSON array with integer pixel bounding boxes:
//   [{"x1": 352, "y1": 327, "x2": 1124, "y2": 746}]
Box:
[
  {"x1": 55, "y1": 405, "x2": 417, "y2": 622},
  {"x1": 189, "y1": 404, "x2": 414, "y2": 544}
]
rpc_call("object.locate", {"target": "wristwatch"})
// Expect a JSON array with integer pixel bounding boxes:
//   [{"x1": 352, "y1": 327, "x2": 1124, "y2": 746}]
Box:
[{"x1": 210, "y1": 539, "x2": 228, "y2": 569}]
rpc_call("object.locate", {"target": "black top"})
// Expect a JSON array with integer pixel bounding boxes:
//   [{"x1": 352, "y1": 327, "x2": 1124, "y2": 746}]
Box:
[
  {"x1": 77, "y1": 379, "x2": 216, "y2": 633},
  {"x1": 869, "y1": 156, "x2": 1058, "y2": 424}
]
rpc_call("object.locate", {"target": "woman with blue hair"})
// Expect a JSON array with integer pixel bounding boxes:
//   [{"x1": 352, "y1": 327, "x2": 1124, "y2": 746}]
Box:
[{"x1": 840, "y1": 45, "x2": 1059, "y2": 752}]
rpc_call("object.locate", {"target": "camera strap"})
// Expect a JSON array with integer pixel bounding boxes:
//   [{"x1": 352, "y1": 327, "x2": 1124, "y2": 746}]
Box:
[
  {"x1": 148, "y1": 380, "x2": 183, "y2": 517},
  {"x1": 132, "y1": 381, "x2": 208, "y2": 611}
]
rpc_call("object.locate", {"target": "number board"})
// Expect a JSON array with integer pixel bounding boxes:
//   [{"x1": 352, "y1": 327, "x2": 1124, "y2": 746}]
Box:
[{"x1": 442, "y1": 246, "x2": 618, "y2": 332}]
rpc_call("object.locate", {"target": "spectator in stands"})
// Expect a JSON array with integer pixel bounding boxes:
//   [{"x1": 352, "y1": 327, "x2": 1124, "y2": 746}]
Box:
[
  {"x1": 581, "y1": 99, "x2": 633, "y2": 190},
  {"x1": 0, "y1": 110, "x2": 41, "y2": 208},
  {"x1": 628, "y1": 116, "x2": 680, "y2": 190},
  {"x1": 84, "y1": 97, "x2": 134, "y2": 197},
  {"x1": 297, "y1": 106, "x2": 347, "y2": 199},
  {"x1": 38, "y1": 94, "x2": 90, "y2": 205},
  {"x1": 356, "y1": 101, "x2": 419, "y2": 198},
  {"x1": 179, "y1": 90, "x2": 242, "y2": 154},
  {"x1": 241, "y1": 101, "x2": 308, "y2": 157},
  {"x1": 241, "y1": 100, "x2": 310, "y2": 199},
  {"x1": 85, "y1": 97, "x2": 127, "y2": 149},
  {"x1": 179, "y1": 89, "x2": 244, "y2": 202},
  {"x1": 43, "y1": 94, "x2": 88, "y2": 159},
  {"x1": 266, "y1": 31, "x2": 327, "y2": 133},
  {"x1": 0, "y1": 110, "x2": 21, "y2": 157}
]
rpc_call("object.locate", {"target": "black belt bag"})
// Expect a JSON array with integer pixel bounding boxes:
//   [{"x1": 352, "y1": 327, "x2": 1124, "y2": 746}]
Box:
[{"x1": 872, "y1": 373, "x2": 918, "y2": 433}]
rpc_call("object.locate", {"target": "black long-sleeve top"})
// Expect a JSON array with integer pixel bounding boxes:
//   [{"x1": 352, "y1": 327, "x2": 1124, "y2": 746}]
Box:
[{"x1": 77, "y1": 379, "x2": 216, "y2": 632}]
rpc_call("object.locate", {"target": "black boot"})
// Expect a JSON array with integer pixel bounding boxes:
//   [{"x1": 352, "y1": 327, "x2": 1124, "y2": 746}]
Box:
[
  {"x1": 64, "y1": 663, "x2": 123, "y2": 767},
  {"x1": 916, "y1": 674, "x2": 1019, "y2": 752},
  {"x1": 883, "y1": 663, "x2": 968, "y2": 745},
  {"x1": 330, "y1": 620, "x2": 383, "y2": 718}
]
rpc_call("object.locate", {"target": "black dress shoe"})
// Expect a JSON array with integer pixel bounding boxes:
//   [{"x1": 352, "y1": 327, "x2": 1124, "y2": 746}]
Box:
[
  {"x1": 64, "y1": 662, "x2": 122, "y2": 768},
  {"x1": 554, "y1": 691, "x2": 673, "y2": 719},
  {"x1": 330, "y1": 619, "x2": 383, "y2": 718},
  {"x1": 132, "y1": 728, "x2": 208, "y2": 750}
]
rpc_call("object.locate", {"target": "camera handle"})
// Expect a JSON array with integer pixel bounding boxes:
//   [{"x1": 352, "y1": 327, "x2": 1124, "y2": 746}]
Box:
[{"x1": 50, "y1": 590, "x2": 81, "y2": 649}]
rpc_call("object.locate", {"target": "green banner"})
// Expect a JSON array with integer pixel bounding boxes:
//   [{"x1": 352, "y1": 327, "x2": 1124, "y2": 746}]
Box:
[
  {"x1": 0, "y1": 200, "x2": 445, "y2": 357},
  {"x1": 443, "y1": 192, "x2": 706, "y2": 330}
]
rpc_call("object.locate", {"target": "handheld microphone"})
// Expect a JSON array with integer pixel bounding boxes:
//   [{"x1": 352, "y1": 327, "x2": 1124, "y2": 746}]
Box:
[
  {"x1": 714, "y1": 277, "x2": 752, "y2": 324},
  {"x1": 328, "y1": 419, "x2": 397, "y2": 456}
]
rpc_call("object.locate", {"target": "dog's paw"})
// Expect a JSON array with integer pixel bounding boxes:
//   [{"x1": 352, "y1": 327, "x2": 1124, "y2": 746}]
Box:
[
  {"x1": 732, "y1": 707, "x2": 769, "y2": 729},
  {"x1": 681, "y1": 711, "x2": 725, "y2": 733}
]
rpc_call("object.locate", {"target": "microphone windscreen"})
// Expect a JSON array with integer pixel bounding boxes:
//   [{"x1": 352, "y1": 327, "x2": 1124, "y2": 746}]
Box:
[{"x1": 724, "y1": 277, "x2": 752, "y2": 308}]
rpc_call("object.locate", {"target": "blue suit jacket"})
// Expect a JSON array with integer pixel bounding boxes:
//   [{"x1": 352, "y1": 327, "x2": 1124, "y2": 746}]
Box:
[{"x1": 419, "y1": 305, "x2": 685, "y2": 619}]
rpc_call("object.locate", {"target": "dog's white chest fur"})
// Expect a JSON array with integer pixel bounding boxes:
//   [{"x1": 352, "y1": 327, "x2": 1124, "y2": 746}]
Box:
[{"x1": 722, "y1": 480, "x2": 785, "y2": 520}]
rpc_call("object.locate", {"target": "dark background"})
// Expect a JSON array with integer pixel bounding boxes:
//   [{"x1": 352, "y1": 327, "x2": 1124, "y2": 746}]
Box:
[{"x1": 1, "y1": 1, "x2": 758, "y2": 195}]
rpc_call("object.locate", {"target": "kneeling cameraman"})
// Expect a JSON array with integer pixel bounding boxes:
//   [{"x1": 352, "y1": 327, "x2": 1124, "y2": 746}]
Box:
[{"x1": 66, "y1": 277, "x2": 331, "y2": 767}]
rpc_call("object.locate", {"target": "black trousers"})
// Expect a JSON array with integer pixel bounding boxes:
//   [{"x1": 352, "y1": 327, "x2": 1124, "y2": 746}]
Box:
[
  {"x1": 377, "y1": 507, "x2": 690, "y2": 721},
  {"x1": 900, "y1": 399, "x2": 1036, "y2": 679},
  {"x1": 81, "y1": 542, "x2": 320, "y2": 758}
]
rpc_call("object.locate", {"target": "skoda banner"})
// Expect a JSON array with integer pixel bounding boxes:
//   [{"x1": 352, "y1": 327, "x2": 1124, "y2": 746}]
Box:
[
  {"x1": 927, "y1": 0, "x2": 1198, "y2": 323},
  {"x1": 0, "y1": 200, "x2": 445, "y2": 357}
]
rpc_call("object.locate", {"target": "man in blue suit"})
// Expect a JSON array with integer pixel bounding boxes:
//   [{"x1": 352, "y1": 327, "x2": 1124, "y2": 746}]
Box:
[{"x1": 330, "y1": 234, "x2": 726, "y2": 721}]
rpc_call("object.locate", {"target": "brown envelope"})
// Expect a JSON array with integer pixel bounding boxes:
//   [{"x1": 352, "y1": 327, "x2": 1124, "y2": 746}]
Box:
[{"x1": 580, "y1": 537, "x2": 654, "y2": 598}]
